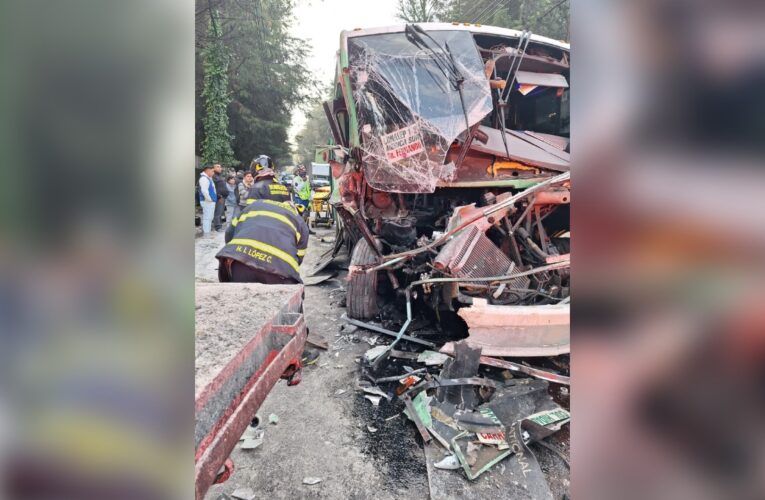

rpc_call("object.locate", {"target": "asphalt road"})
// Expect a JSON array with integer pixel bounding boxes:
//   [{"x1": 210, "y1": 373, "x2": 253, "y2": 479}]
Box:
[{"x1": 197, "y1": 226, "x2": 569, "y2": 499}]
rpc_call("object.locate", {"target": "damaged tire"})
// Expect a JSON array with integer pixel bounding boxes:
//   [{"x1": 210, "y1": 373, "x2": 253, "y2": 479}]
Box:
[{"x1": 348, "y1": 238, "x2": 381, "y2": 320}]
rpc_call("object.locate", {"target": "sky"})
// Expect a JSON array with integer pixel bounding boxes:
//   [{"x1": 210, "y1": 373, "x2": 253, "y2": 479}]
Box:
[{"x1": 287, "y1": 0, "x2": 401, "y2": 146}]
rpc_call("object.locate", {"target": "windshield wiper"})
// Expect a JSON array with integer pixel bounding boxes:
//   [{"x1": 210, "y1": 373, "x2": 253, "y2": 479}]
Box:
[
  {"x1": 404, "y1": 25, "x2": 461, "y2": 87},
  {"x1": 404, "y1": 24, "x2": 471, "y2": 133},
  {"x1": 492, "y1": 30, "x2": 532, "y2": 160}
]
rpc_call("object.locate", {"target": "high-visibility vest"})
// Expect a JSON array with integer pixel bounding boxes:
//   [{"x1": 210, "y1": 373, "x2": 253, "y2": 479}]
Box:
[{"x1": 298, "y1": 179, "x2": 311, "y2": 201}]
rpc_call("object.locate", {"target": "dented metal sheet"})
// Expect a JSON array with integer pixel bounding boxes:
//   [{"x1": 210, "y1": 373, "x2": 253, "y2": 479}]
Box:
[
  {"x1": 515, "y1": 70, "x2": 568, "y2": 88},
  {"x1": 472, "y1": 126, "x2": 570, "y2": 172}
]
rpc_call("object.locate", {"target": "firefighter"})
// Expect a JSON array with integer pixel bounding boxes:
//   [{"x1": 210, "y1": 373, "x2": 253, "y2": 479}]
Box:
[
  {"x1": 246, "y1": 166, "x2": 291, "y2": 203},
  {"x1": 250, "y1": 154, "x2": 275, "y2": 175},
  {"x1": 217, "y1": 199, "x2": 309, "y2": 284}
]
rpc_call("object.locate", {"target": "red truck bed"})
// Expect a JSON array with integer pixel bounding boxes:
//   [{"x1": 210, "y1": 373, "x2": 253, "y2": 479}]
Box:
[{"x1": 194, "y1": 283, "x2": 306, "y2": 499}]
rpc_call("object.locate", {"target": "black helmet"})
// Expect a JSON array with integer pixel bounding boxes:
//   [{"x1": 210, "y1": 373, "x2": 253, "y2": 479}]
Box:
[{"x1": 251, "y1": 155, "x2": 274, "y2": 173}]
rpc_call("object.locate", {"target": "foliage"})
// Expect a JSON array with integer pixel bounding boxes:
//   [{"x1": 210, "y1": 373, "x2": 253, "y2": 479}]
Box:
[
  {"x1": 196, "y1": 0, "x2": 318, "y2": 169},
  {"x1": 294, "y1": 86, "x2": 334, "y2": 168},
  {"x1": 200, "y1": 13, "x2": 236, "y2": 166},
  {"x1": 433, "y1": 0, "x2": 569, "y2": 41},
  {"x1": 396, "y1": 0, "x2": 444, "y2": 23}
]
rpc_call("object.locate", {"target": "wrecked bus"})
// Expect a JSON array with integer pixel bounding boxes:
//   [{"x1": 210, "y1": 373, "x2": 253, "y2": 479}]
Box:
[{"x1": 323, "y1": 23, "x2": 570, "y2": 356}]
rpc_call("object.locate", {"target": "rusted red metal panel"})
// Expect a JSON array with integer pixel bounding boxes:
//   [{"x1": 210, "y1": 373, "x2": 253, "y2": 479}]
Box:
[
  {"x1": 442, "y1": 300, "x2": 570, "y2": 357},
  {"x1": 194, "y1": 286, "x2": 306, "y2": 500}
]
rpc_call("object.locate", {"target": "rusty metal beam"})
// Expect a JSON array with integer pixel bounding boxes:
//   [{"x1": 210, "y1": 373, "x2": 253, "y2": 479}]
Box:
[
  {"x1": 195, "y1": 287, "x2": 307, "y2": 500},
  {"x1": 442, "y1": 300, "x2": 569, "y2": 357}
]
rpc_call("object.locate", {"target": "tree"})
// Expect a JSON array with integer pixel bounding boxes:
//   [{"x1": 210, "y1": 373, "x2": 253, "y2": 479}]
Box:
[
  {"x1": 438, "y1": 0, "x2": 569, "y2": 41},
  {"x1": 294, "y1": 99, "x2": 333, "y2": 168},
  {"x1": 396, "y1": 0, "x2": 443, "y2": 23},
  {"x1": 200, "y1": 11, "x2": 235, "y2": 166},
  {"x1": 196, "y1": 0, "x2": 318, "y2": 168}
]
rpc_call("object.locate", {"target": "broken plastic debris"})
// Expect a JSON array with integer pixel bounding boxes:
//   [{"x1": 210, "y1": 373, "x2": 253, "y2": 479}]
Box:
[
  {"x1": 231, "y1": 487, "x2": 256, "y2": 500},
  {"x1": 362, "y1": 386, "x2": 391, "y2": 401},
  {"x1": 240, "y1": 428, "x2": 264, "y2": 450},
  {"x1": 302, "y1": 477, "x2": 322, "y2": 485},
  {"x1": 365, "y1": 395, "x2": 382, "y2": 406},
  {"x1": 434, "y1": 454, "x2": 461, "y2": 470},
  {"x1": 524, "y1": 408, "x2": 570, "y2": 432},
  {"x1": 367, "y1": 425, "x2": 378, "y2": 433},
  {"x1": 334, "y1": 389, "x2": 347, "y2": 396},
  {"x1": 403, "y1": 392, "x2": 433, "y2": 428},
  {"x1": 239, "y1": 425, "x2": 259, "y2": 441},
  {"x1": 451, "y1": 430, "x2": 513, "y2": 480},
  {"x1": 364, "y1": 344, "x2": 389, "y2": 362},
  {"x1": 268, "y1": 413, "x2": 279, "y2": 425},
  {"x1": 417, "y1": 350, "x2": 449, "y2": 366}
]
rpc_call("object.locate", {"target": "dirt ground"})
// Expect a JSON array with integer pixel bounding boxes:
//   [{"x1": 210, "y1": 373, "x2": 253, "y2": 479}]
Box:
[{"x1": 196, "y1": 226, "x2": 569, "y2": 499}]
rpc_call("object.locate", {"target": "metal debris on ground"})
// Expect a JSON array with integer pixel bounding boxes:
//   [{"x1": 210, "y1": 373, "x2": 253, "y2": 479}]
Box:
[
  {"x1": 363, "y1": 344, "x2": 389, "y2": 362},
  {"x1": 417, "y1": 350, "x2": 449, "y2": 366},
  {"x1": 302, "y1": 273, "x2": 335, "y2": 286},
  {"x1": 230, "y1": 487, "x2": 256, "y2": 500},
  {"x1": 364, "y1": 395, "x2": 382, "y2": 406},
  {"x1": 360, "y1": 384, "x2": 391, "y2": 401},
  {"x1": 302, "y1": 477, "x2": 322, "y2": 485},
  {"x1": 370, "y1": 369, "x2": 425, "y2": 384},
  {"x1": 355, "y1": 337, "x2": 569, "y2": 495},
  {"x1": 305, "y1": 334, "x2": 329, "y2": 350}
]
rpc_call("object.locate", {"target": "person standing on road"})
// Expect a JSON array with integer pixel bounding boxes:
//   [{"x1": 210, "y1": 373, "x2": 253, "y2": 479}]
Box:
[
  {"x1": 198, "y1": 164, "x2": 217, "y2": 236},
  {"x1": 225, "y1": 175, "x2": 238, "y2": 226},
  {"x1": 216, "y1": 198, "x2": 309, "y2": 284},
  {"x1": 212, "y1": 164, "x2": 229, "y2": 232},
  {"x1": 236, "y1": 171, "x2": 255, "y2": 217},
  {"x1": 292, "y1": 165, "x2": 313, "y2": 233}
]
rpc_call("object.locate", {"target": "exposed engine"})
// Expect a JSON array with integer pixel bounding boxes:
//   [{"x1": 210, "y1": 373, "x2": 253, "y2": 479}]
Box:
[{"x1": 367, "y1": 184, "x2": 570, "y2": 314}]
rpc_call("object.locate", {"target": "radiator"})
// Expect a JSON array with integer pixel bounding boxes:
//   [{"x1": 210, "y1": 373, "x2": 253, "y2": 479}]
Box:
[{"x1": 434, "y1": 226, "x2": 528, "y2": 290}]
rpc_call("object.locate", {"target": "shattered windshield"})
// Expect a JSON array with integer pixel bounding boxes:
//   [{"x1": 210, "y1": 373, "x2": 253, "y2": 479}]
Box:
[{"x1": 348, "y1": 29, "x2": 492, "y2": 193}]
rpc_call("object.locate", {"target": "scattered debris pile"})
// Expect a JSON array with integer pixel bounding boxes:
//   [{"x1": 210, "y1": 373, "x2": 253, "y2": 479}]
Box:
[{"x1": 356, "y1": 333, "x2": 570, "y2": 497}]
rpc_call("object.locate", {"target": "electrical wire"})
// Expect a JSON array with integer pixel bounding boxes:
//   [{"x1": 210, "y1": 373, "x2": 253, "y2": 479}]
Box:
[
  {"x1": 461, "y1": 0, "x2": 494, "y2": 24},
  {"x1": 471, "y1": 0, "x2": 504, "y2": 23},
  {"x1": 477, "y1": 0, "x2": 508, "y2": 25}
]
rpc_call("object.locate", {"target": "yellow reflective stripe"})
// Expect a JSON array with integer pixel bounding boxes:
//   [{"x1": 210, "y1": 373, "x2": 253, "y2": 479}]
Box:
[
  {"x1": 245, "y1": 198, "x2": 297, "y2": 214},
  {"x1": 229, "y1": 238, "x2": 299, "y2": 273},
  {"x1": 236, "y1": 210, "x2": 300, "y2": 242},
  {"x1": 296, "y1": 249, "x2": 306, "y2": 257}
]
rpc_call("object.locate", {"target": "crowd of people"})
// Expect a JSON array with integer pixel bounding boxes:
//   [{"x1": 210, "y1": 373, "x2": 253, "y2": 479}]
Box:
[{"x1": 197, "y1": 156, "x2": 314, "y2": 285}]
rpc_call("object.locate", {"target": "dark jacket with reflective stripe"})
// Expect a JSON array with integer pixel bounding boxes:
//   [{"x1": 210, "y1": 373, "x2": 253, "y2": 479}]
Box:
[
  {"x1": 217, "y1": 199, "x2": 309, "y2": 283},
  {"x1": 247, "y1": 177, "x2": 291, "y2": 203}
]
